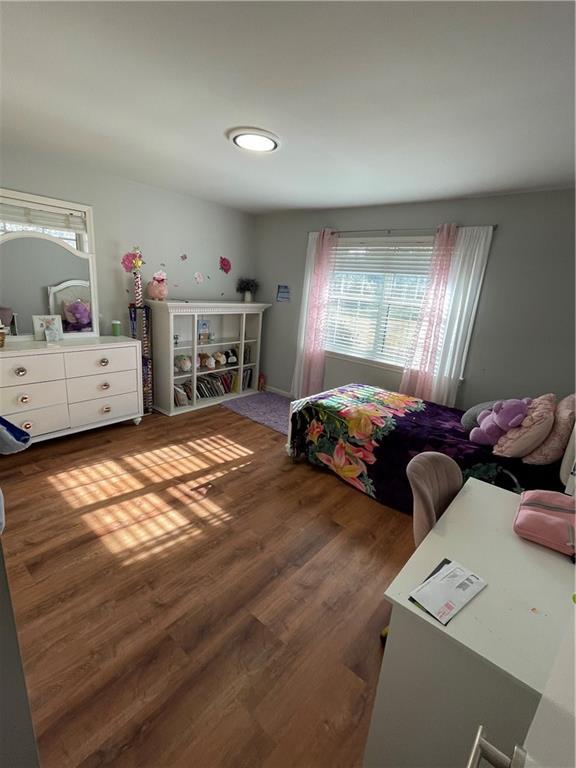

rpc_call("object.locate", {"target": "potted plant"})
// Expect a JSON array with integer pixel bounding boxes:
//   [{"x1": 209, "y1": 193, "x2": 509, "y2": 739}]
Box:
[{"x1": 236, "y1": 277, "x2": 259, "y2": 303}]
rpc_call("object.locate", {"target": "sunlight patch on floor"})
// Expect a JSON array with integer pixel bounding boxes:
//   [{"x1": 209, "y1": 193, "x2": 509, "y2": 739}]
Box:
[
  {"x1": 82, "y1": 492, "x2": 203, "y2": 564},
  {"x1": 47, "y1": 460, "x2": 132, "y2": 492}
]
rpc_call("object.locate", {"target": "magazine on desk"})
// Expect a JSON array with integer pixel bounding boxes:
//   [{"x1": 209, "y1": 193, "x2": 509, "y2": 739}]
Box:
[{"x1": 409, "y1": 559, "x2": 487, "y2": 625}]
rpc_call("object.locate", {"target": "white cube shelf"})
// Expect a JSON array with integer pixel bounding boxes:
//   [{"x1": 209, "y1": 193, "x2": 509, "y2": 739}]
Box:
[{"x1": 147, "y1": 300, "x2": 270, "y2": 415}]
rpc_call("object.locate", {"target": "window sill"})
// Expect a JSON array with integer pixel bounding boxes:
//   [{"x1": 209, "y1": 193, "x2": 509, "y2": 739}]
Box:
[{"x1": 324, "y1": 350, "x2": 403, "y2": 375}]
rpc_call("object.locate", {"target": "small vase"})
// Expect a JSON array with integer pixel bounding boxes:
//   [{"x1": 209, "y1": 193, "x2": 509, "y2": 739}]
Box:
[{"x1": 244, "y1": 291, "x2": 253, "y2": 303}]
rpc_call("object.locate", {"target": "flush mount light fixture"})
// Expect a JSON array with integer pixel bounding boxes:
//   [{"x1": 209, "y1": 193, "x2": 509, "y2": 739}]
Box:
[{"x1": 226, "y1": 127, "x2": 280, "y2": 153}]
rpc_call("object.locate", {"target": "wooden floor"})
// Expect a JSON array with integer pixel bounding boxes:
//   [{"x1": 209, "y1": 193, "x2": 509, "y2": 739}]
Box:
[{"x1": 1, "y1": 407, "x2": 413, "y2": 768}]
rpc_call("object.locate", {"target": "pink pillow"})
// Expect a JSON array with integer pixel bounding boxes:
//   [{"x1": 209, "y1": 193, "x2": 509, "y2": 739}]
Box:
[
  {"x1": 523, "y1": 394, "x2": 576, "y2": 465},
  {"x1": 493, "y1": 394, "x2": 556, "y2": 459}
]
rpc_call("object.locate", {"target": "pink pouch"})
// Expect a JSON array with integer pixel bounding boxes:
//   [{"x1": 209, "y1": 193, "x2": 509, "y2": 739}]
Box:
[{"x1": 514, "y1": 490, "x2": 575, "y2": 559}]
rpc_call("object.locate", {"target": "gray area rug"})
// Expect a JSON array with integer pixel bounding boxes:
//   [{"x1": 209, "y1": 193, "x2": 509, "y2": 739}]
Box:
[{"x1": 220, "y1": 391, "x2": 291, "y2": 435}]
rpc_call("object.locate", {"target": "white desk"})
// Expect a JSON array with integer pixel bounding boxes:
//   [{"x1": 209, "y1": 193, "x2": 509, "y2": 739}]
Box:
[{"x1": 363, "y1": 478, "x2": 574, "y2": 768}]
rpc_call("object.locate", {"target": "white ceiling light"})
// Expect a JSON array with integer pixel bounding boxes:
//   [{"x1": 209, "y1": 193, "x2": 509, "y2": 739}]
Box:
[{"x1": 227, "y1": 127, "x2": 279, "y2": 153}]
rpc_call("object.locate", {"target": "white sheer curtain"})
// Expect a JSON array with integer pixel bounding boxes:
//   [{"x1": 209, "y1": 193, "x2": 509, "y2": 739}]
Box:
[
  {"x1": 431, "y1": 226, "x2": 494, "y2": 405},
  {"x1": 292, "y1": 229, "x2": 336, "y2": 399},
  {"x1": 401, "y1": 225, "x2": 493, "y2": 406}
]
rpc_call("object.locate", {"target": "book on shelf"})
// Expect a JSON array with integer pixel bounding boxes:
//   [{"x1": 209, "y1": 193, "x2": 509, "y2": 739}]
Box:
[
  {"x1": 242, "y1": 368, "x2": 253, "y2": 391},
  {"x1": 196, "y1": 370, "x2": 239, "y2": 399}
]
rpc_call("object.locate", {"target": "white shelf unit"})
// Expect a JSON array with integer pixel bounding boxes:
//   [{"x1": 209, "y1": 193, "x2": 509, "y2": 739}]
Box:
[{"x1": 147, "y1": 300, "x2": 270, "y2": 415}]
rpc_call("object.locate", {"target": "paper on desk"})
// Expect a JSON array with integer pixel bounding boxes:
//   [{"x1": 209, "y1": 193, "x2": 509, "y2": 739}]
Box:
[{"x1": 409, "y1": 561, "x2": 486, "y2": 625}]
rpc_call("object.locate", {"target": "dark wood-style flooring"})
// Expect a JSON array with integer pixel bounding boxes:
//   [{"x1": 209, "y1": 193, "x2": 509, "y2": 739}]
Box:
[{"x1": 0, "y1": 407, "x2": 413, "y2": 768}]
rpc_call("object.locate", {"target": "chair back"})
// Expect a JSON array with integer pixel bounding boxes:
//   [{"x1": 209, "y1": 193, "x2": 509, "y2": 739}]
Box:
[{"x1": 407, "y1": 452, "x2": 463, "y2": 547}]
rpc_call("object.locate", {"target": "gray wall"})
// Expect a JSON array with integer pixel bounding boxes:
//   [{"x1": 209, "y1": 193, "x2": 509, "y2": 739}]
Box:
[
  {"x1": 254, "y1": 189, "x2": 575, "y2": 408},
  {"x1": 0, "y1": 148, "x2": 256, "y2": 334}
]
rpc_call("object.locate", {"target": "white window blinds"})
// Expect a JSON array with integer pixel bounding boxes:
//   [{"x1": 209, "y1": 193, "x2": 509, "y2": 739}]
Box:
[
  {"x1": 0, "y1": 198, "x2": 88, "y2": 250},
  {"x1": 324, "y1": 235, "x2": 434, "y2": 367}
]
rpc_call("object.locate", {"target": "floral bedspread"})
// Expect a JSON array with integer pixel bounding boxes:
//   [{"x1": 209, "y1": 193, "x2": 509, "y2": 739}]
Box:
[{"x1": 289, "y1": 384, "x2": 563, "y2": 513}]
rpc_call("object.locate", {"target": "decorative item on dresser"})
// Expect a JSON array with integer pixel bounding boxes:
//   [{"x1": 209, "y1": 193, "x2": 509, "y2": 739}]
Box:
[
  {"x1": 0, "y1": 337, "x2": 143, "y2": 442},
  {"x1": 147, "y1": 300, "x2": 270, "y2": 415}
]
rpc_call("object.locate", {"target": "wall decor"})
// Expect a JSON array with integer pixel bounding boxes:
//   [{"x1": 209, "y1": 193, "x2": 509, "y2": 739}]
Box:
[
  {"x1": 32, "y1": 314, "x2": 64, "y2": 342},
  {"x1": 180, "y1": 254, "x2": 188, "y2": 261},
  {"x1": 276, "y1": 284, "x2": 290, "y2": 302},
  {"x1": 219, "y1": 256, "x2": 231, "y2": 274},
  {"x1": 194, "y1": 271, "x2": 204, "y2": 284}
]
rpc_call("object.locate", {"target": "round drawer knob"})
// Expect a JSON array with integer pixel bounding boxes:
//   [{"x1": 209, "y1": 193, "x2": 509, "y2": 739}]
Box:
[
  {"x1": 15, "y1": 366, "x2": 27, "y2": 377},
  {"x1": 18, "y1": 394, "x2": 30, "y2": 404},
  {"x1": 22, "y1": 421, "x2": 33, "y2": 431},
  {"x1": 100, "y1": 382, "x2": 111, "y2": 390},
  {"x1": 99, "y1": 358, "x2": 110, "y2": 367},
  {"x1": 102, "y1": 405, "x2": 112, "y2": 414}
]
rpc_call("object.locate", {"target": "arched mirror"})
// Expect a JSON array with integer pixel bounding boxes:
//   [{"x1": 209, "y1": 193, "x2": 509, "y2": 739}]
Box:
[{"x1": 0, "y1": 189, "x2": 99, "y2": 339}]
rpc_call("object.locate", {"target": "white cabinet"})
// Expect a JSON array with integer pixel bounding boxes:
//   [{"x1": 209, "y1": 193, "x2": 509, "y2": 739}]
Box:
[
  {"x1": 147, "y1": 300, "x2": 270, "y2": 415},
  {"x1": 0, "y1": 337, "x2": 143, "y2": 442}
]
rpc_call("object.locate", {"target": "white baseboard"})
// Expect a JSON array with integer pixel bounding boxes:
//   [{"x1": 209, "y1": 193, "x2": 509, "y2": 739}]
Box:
[{"x1": 265, "y1": 385, "x2": 294, "y2": 399}]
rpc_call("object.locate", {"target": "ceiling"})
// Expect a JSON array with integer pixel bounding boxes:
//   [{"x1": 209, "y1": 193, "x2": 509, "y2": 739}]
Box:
[{"x1": 1, "y1": 2, "x2": 574, "y2": 212}]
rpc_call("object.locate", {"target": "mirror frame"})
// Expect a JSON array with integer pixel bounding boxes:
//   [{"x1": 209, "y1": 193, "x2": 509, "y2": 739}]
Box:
[{"x1": 0, "y1": 189, "x2": 99, "y2": 340}]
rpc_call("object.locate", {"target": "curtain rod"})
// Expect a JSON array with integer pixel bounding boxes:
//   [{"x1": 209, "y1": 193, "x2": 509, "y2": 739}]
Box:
[{"x1": 335, "y1": 225, "x2": 498, "y2": 235}]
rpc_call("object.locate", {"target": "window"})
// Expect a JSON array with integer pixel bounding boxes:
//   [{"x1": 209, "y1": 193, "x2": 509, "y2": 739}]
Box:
[
  {"x1": 324, "y1": 235, "x2": 434, "y2": 367},
  {"x1": 0, "y1": 196, "x2": 89, "y2": 251}
]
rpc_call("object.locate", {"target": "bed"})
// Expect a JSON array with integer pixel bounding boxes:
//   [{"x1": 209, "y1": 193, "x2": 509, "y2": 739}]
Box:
[{"x1": 288, "y1": 384, "x2": 564, "y2": 513}]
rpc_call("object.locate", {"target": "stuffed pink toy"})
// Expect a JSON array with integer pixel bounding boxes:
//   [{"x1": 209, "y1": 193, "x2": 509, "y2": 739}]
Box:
[
  {"x1": 470, "y1": 398, "x2": 532, "y2": 446},
  {"x1": 146, "y1": 270, "x2": 168, "y2": 300}
]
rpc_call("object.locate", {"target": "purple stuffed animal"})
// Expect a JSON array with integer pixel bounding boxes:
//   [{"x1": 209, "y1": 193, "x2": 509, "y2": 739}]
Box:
[{"x1": 470, "y1": 398, "x2": 532, "y2": 446}]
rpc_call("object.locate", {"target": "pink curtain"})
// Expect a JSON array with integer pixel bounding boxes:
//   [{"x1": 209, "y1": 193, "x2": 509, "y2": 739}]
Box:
[
  {"x1": 300, "y1": 228, "x2": 337, "y2": 397},
  {"x1": 400, "y1": 223, "x2": 457, "y2": 401}
]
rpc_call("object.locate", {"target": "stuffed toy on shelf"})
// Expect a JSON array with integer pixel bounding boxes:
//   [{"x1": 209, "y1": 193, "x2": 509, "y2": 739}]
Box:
[
  {"x1": 198, "y1": 352, "x2": 216, "y2": 370},
  {"x1": 223, "y1": 348, "x2": 238, "y2": 365},
  {"x1": 174, "y1": 354, "x2": 193, "y2": 374},
  {"x1": 214, "y1": 351, "x2": 226, "y2": 366}
]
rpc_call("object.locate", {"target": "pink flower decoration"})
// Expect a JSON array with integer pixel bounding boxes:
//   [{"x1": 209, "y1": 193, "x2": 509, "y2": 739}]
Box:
[
  {"x1": 121, "y1": 248, "x2": 143, "y2": 273},
  {"x1": 194, "y1": 271, "x2": 204, "y2": 284},
  {"x1": 219, "y1": 256, "x2": 231, "y2": 274}
]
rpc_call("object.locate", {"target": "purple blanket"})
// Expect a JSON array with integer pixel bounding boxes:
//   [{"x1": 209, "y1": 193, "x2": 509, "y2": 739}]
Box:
[{"x1": 289, "y1": 384, "x2": 563, "y2": 513}]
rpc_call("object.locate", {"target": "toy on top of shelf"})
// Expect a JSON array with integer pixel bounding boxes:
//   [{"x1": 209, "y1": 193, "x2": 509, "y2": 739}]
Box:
[
  {"x1": 214, "y1": 351, "x2": 226, "y2": 366},
  {"x1": 174, "y1": 354, "x2": 193, "y2": 374},
  {"x1": 199, "y1": 353, "x2": 216, "y2": 370},
  {"x1": 224, "y1": 349, "x2": 238, "y2": 365},
  {"x1": 147, "y1": 270, "x2": 168, "y2": 301}
]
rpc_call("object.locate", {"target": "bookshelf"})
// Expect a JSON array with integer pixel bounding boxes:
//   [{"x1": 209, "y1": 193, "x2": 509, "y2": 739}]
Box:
[{"x1": 146, "y1": 300, "x2": 270, "y2": 415}]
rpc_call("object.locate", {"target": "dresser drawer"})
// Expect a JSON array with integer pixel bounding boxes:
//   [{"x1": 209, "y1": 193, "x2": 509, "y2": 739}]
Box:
[
  {"x1": 67, "y1": 370, "x2": 138, "y2": 404},
  {"x1": 0, "y1": 354, "x2": 65, "y2": 386},
  {"x1": 64, "y1": 346, "x2": 137, "y2": 378},
  {"x1": 0, "y1": 380, "x2": 67, "y2": 415},
  {"x1": 69, "y1": 392, "x2": 140, "y2": 428},
  {"x1": 8, "y1": 404, "x2": 70, "y2": 438}
]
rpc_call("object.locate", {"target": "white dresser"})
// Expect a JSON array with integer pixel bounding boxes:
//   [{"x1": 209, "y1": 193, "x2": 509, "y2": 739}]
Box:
[{"x1": 0, "y1": 337, "x2": 143, "y2": 442}]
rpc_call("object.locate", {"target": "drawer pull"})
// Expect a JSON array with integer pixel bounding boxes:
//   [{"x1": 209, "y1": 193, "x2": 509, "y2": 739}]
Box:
[
  {"x1": 18, "y1": 394, "x2": 31, "y2": 404},
  {"x1": 15, "y1": 366, "x2": 27, "y2": 377},
  {"x1": 100, "y1": 382, "x2": 111, "y2": 390},
  {"x1": 102, "y1": 406, "x2": 112, "y2": 414},
  {"x1": 22, "y1": 421, "x2": 33, "y2": 431},
  {"x1": 99, "y1": 358, "x2": 110, "y2": 367}
]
